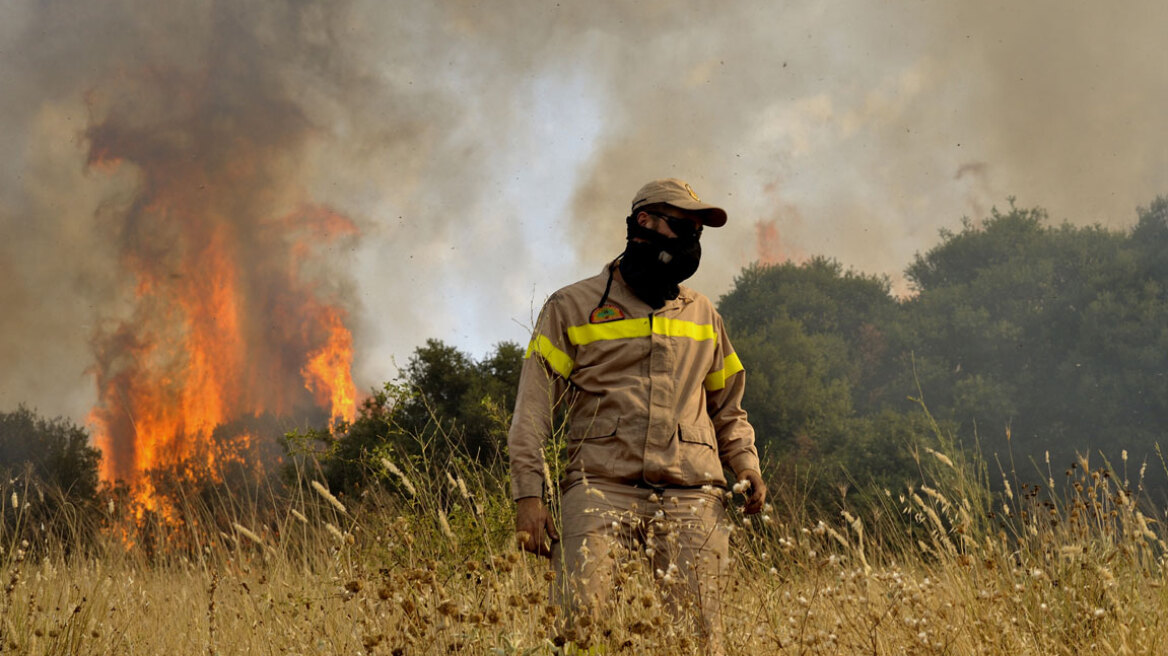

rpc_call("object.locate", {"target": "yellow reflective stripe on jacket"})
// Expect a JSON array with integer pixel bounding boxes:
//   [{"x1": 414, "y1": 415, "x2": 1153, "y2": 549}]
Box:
[
  {"x1": 704, "y1": 352, "x2": 745, "y2": 391},
  {"x1": 653, "y1": 316, "x2": 717, "y2": 341},
  {"x1": 524, "y1": 334, "x2": 574, "y2": 378},
  {"x1": 567, "y1": 318, "x2": 651, "y2": 345},
  {"x1": 566, "y1": 317, "x2": 717, "y2": 346}
]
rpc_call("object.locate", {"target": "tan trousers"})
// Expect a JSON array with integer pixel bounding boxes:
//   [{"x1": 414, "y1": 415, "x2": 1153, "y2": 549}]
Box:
[{"x1": 550, "y1": 479, "x2": 730, "y2": 654}]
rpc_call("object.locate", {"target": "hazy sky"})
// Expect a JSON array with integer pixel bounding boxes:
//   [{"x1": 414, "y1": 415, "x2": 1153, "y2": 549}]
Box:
[{"x1": 2, "y1": 0, "x2": 1166, "y2": 427}]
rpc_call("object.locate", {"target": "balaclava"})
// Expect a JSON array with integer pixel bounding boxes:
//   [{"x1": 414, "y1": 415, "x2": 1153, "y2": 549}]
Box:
[{"x1": 618, "y1": 212, "x2": 701, "y2": 309}]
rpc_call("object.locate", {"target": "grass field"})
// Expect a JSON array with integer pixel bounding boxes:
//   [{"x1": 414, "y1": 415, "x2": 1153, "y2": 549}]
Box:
[{"x1": 2, "y1": 440, "x2": 1166, "y2": 655}]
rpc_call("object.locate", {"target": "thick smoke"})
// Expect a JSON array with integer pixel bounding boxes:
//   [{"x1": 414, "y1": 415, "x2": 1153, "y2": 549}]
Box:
[
  {"x1": 558, "y1": 1, "x2": 1168, "y2": 295},
  {"x1": 2, "y1": 0, "x2": 1166, "y2": 434},
  {"x1": 0, "y1": 1, "x2": 506, "y2": 432}
]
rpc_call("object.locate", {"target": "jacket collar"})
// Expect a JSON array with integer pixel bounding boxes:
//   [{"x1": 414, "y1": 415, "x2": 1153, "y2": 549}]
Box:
[{"x1": 598, "y1": 260, "x2": 694, "y2": 313}]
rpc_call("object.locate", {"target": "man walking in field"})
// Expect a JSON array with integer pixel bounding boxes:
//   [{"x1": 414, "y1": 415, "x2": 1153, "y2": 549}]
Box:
[{"x1": 508, "y1": 178, "x2": 766, "y2": 653}]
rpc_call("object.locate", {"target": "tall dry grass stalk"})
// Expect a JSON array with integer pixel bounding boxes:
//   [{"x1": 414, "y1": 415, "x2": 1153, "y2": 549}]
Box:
[{"x1": 2, "y1": 423, "x2": 1167, "y2": 654}]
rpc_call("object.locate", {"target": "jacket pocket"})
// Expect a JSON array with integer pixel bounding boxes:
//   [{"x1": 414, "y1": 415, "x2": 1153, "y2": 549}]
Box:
[
  {"x1": 566, "y1": 415, "x2": 619, "y2": 477},
  {"x1": 568, "y1": 415, "x2": 619, "y2": 442},
  {"x1": 678, "y1": 421, "x2": 716, "y2": 448},
  {"x1": 678, "y1": 420, "x2": 720, "y2": 482}
]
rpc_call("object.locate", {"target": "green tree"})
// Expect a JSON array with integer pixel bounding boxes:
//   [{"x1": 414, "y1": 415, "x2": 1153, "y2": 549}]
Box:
[
  {"x1": 732, "y1": 317, "x2": 853, "y2": 460},
  {"x1": 900, "y1": 199, "x2": 1168, "y2": 496},
  {"x1": 719, "y1": 258, "x2": 925, "y2": 508},
  {"x1": 0, "y1": 406, "x2": 103, "y2": 551},
  {"x1": 298, "y1": 340, "x2": 523, "y2": 494},
  {"x1": 0, "y1": 405, "x2": 101, "y2": 498},
  {"x1": 721, "y1": 257, "x2": 903, "y2": 412},
  {"x1": 395, "y1": 339, "x2": 523, "y2": 463}
]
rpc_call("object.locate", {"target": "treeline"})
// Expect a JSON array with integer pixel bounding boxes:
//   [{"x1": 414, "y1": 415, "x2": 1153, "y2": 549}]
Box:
[
  {"x1": 722, "y1": 197, "x2": 1168, "y2": 506},
  {"x1": 287, "y1": 339, "x2": 523, "y2": 496},
  {"x1": 3, "y1": 197, "x2": 1167, "y2": 528},
  {"x1": 0, "y1": 341, "x2": 526, "y2": 551}
]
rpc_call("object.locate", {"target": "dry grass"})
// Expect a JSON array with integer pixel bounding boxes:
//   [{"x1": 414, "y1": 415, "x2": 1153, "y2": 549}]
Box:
[{"x1": 2, "y1": 443, "x2": 1167, "y2": 655}]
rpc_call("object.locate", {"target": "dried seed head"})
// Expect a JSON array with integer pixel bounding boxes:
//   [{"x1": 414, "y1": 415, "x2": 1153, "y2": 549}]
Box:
[
  {"x1": 542, "y1": 459, "x2": 554, "y2": 493},
  {"x1": 926, "y1": 447, "x2": 954, "y2": 469},
  {"x1": 380, "y1": 458, "x2": 417, "y2": 496},
  {"x1": 311, "y1": 481, "x2": 346, "y2": 514},
  {"x1": 232, "y1": 522, "x2": 264, "y2": 546},
  {"x1": 438, "y1": 509, "x2": 457, "y2": 544}
]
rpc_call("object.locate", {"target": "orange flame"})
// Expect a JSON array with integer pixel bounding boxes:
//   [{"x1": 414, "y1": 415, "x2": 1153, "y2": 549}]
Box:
[
  {"x1": 83, "y1": 72, "x2": 361, "y2": 515},
  {"x1": 755, "y1": 218, "x2": 788, "y2": 266},
  {"x1": 302, "y1": 306, "x2": 358, "y2": 426},
  {"x1": 88, "y1": 205, "x2": 360, "y2": 515},
  {"x1": 754, "y1": 182, "x2": 808, "y2": 267}
]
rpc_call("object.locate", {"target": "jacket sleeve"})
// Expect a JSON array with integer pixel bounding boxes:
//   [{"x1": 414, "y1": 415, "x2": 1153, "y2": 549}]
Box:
[
  {"x1": 704, "y1": 311, "x2": 761, "y2": 479},
  {"x1": 507, "y1": 294, "x2": 575, "y2": 500}
]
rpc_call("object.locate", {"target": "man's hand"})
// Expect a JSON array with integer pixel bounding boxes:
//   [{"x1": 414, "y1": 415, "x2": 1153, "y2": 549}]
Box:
[
  {"x1": 515, "y1": 497, "x2": 558, "y2": 557},
  {"x1": 737, "y1": 470, "x2": 768, "y2": 515}
]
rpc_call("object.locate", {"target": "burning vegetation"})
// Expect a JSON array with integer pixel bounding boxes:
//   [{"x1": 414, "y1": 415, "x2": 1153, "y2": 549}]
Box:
[{"x1": 81, "y1": 63, "x2": 358, "y2": 514}]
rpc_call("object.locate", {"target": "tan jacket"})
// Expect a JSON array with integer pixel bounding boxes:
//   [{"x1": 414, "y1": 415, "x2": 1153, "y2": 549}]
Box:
[{"x1": 508, "y1": 264, "x2": 761, "y2": 500}]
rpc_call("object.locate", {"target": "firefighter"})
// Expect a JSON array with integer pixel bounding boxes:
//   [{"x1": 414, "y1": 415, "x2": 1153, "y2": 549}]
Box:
[{"x1": 508, "y1": 178, "x2": 766, "y2": 653}]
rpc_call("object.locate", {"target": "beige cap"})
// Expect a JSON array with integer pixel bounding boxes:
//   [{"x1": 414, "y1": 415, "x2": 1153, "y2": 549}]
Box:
[{"x1": 631, "y1": 178, "x2": 728, "y2": 227}]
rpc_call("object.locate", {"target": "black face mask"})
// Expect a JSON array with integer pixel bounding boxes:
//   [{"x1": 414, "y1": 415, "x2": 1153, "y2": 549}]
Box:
[{"x1": 618, "y1": 215, "x2": 702, "y2": 309}]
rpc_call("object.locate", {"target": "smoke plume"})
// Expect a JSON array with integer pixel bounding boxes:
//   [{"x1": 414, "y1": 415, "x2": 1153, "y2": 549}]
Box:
[{"x1": 2, "y1": 0, "x2": 1166, "y2": 459}]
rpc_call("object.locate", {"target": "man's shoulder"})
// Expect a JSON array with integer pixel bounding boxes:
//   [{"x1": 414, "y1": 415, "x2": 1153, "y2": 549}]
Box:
[
  {"x1": 678, "y1": 284, "x2": 716, "y2": 312},
  {"x1": 543, "y1": 269, "x2": 611, "y2": 314},
  {"x1": 546, "y1": 267, "x2": 607, "y2": 303}
]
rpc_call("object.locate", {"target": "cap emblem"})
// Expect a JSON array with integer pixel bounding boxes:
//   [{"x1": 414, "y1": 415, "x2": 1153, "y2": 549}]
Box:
[{"x1": 684, "y1": 183, "x2": 701, "y2": 202}]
